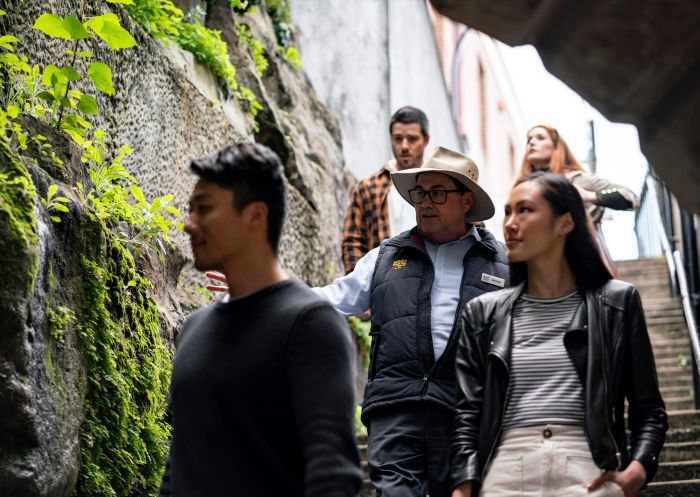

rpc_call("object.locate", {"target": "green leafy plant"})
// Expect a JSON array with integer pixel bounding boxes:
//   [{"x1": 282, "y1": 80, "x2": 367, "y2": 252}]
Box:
[
  {"x1": 173, "y1": 20, "x2": 238, "y2": 91},
  {"x1": 32, "y1": 10, "x2": 135, "y2": 139},
  {"x1": 347, "y1": 316, "x2": 371, "y2": 371},
  {"x1": 280, "y1": 45, "x2": 300, "y2": 69},
  {"x1": 236, "y1": 22, "x2": 268, "y2": 77},
  {"x1": 48, "y1": 305, "x2": 76, "y2": 342},
  {"x1": 75, "y1": 129, "x2": 182, "y2": 260},
  {"x1": 41, "y1": 183, "x2": 70, "y2": 222},
  {"x1": 355, "y1": 405, "x2": 366, "y2": 435}
]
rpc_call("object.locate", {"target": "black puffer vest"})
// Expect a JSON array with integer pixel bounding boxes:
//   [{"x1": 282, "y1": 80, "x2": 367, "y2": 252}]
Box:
[{"x1": 361, "y1": 227, "x2": 508, "y2": 422}]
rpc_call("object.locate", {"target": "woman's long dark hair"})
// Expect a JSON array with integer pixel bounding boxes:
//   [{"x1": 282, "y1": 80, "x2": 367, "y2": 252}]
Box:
[{"x1": 509, "y1": 171, "x2": 613, "y2": 292}]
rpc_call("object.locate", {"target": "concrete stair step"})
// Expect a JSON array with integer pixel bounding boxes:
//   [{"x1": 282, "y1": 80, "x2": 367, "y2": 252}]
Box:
[
  {"x1": 657, "y1": 364, "x2": 694, "y2": 378},
  {"x1": 654, "y1": 348, "x2": 693, "y2": 361},
  {"x1": 666, "y1": 410, "x2": 700, "y2": 428},
  {"x1": 655, "y1": 461, "x2": 700, "y2": 482},
  {"x1": 651, "y1": 337, "x2": 693, "y2": 348},
  {"x1": 643, "y1": 479, "x2": 700, "y2": 496},
  {"x1": 661, "y1": 385, "x2": 695, "y2": 397},
  {"x1": 647, "y1": 315, "x2": 687, "y2": 327},
  {"x1": 656, "y1": 355, "x2": 693, "y2": 367},
  {"x1": 666, "y1": 399, "x2": 697, "y2": 411},
  {"x1": 660, "y1": 441, "x2": 700, "y2": 462},
  {"x1": 667, "y1": 425, "x2": 700, "y2": 443},
  {"x1": 657, "y1": 376, "x2": 695, "y2": 389}
]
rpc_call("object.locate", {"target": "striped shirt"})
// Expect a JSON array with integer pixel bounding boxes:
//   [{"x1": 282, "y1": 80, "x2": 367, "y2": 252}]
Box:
[{"x1": 502, "y1": 291, "x2": 585, "y2": 430}]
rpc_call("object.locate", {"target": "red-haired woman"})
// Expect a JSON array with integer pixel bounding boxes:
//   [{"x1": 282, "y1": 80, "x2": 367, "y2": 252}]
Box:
[{"x1": 521, "y1": 125, "x2": 639, "y2": 226}]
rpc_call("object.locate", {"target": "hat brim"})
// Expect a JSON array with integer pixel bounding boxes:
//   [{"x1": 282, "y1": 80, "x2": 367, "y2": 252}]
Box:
[{"x1": 391, "y1": 168, "x2": 495, "y2": 222}]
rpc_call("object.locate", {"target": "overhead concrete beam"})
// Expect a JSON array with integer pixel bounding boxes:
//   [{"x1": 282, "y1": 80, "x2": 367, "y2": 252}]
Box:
[{"x1": 430, "y1": 0, "x2": 700, "y2": 214}]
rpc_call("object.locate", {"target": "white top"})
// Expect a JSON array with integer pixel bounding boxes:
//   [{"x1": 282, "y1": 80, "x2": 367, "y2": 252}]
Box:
[
  {"x1": 313, "y1": 226, "x2": 480, "y2": 360},
  {"x1": 385, "y1": 161, "x2": 418, "y2": 237}
]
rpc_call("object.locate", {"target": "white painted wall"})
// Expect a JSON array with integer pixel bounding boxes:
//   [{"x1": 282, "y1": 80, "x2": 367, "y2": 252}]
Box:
[
  {"x1": 456, "y1": 31, "x2": 527, "y2": 236},
  {"x1": 292, "y1": 0, "x2": 462, "y2": 180},
  {"x1": 429, "y1": 8, "x2": 527, "y2": 238}
]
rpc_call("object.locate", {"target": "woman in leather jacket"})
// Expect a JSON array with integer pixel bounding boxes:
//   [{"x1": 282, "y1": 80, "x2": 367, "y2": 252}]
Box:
[{"x1": 450, "y1": 172, "x2": 667, "y2": 497}]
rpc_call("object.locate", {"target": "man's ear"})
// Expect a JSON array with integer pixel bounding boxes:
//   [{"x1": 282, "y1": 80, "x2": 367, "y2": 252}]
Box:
[
  {"x1": 244, "y1": 201, "x2": 268, "y2": 230},
  {"x1": 423, "y1": 133, "x2": 431, "y2": 147},
  {"x1": 462, "y1": 191, "x2": 474, "y2": 213}
]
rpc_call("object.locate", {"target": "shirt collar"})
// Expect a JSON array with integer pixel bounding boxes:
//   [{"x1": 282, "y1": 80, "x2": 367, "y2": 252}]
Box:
[{"x1": 424, "y1": 224, "x2": 480, "y2": 250}]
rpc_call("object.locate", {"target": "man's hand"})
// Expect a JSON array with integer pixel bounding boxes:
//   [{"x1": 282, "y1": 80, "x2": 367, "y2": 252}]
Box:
[
  {"x1": 451, "y1": 481, "x2": 472, "y2": 497},
  {"x1": 205, "y1": 271, "x2": 228, "y2": 293},
  {"x1": 587, "y1": 460, "x2": 646, "y2": 497}
]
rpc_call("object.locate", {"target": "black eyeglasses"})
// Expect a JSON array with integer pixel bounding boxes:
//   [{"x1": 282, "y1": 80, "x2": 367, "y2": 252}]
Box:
[{"x1": 408, "y1": 188, "x2": 465, "y2": 205}]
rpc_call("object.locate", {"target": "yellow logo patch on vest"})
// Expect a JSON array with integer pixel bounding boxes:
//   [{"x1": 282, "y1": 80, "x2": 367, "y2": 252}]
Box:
[{"x1": 391, "y1": 259, "x2": 407, "y2": 270}]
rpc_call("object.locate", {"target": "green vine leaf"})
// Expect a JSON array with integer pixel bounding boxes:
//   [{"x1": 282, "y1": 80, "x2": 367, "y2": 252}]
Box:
[
  {"x1": 67, "y1": 49, "x2": 94, "y2": 58},
  {"x1": 47, "y1": 184, "x2": 58, "y2": 199},
  {"x1": 63, "y1": 15, "x2": 90, "y2": 40},
  {"x1": 61, "y1": 65, "x2": 81, "y2": 82},
  {"x1": 0, "y1": 35, "x2": 19, "y2": 50},
  {"x1": 33, "y1": 13, "x2": 71, "y2": 40},
  {"x1": 77, "y1": 94, "x2": 99, "y2": 115},
  {"x1": 85, "y1": 13, "x2": 137, "y2": 50},
  {"x1": 88, "y1": 62, "x2": 115, "y2": 95},
  {"x1": 6, "y1": 105, "x2": 20, "y2": 118},
  {"x1": 107, "y1": 0, "x2": 135, "y2": 3},
  {"x1": 37, "y1": 90, "x2": 57, "y2": 103},
  {"x1": 130, "y1": 185, "x2": 147, "y2": 208}
]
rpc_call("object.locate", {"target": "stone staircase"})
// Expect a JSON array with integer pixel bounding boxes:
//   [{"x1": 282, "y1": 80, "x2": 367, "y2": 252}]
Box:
[
  {"x1": 355, "y1": 257, "x2": 700, "y2": 496},
  {"x1": 617, "y1": 258, "x2": 700, "y2": 496}
]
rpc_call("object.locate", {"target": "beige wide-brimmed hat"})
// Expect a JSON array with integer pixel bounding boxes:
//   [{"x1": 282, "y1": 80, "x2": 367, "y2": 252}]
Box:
[{"x1": 391, "y1": 145, "x2": 495, "y2": 222}]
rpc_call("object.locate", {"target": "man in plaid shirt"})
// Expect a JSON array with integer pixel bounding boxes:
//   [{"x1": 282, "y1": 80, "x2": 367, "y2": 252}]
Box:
[{"x1": 342, "y1": 107, "x2": 431, "y2": 273}]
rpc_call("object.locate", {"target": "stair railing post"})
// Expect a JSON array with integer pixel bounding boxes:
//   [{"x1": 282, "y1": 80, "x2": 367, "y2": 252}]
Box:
[{"x1": 661, "y1": 182, "x2": 678, "y2": 297}]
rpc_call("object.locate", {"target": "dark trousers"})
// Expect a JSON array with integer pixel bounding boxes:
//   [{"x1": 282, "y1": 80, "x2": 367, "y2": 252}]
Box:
[{"x1": 366, "y1": 403, "x2": 453, "y2": 497}]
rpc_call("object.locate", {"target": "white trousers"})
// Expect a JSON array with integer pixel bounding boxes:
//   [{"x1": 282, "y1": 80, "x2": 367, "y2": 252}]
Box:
[{"x1": 480, "y1": 425, "x2": 624, "y2": 497}]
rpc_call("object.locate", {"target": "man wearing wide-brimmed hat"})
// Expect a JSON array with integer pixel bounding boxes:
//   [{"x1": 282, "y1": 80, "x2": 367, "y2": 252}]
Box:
[{"x1": 314, "y1": 146, "x2": 509, "y2": 497}]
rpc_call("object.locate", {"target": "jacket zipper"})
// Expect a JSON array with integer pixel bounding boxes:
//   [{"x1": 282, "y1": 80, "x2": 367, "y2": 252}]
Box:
[
  {"x1": 482, "y1": 350, "x2": 510, "y2": 479},
  {"x1": 416, "y1": 256, "x2": 434, "y2": 388},
  {"x1": 427, "y1": 244, "x2": 474, "y2": 379},
  {"x1": 599, "y1": 291, "x2": 622, "y2": 469}
]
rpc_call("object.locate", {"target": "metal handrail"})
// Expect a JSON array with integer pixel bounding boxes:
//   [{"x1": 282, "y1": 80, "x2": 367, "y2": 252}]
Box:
[
  {"x1": 643, "y1": 175, "x2": 677, "y2": 291},
  {"x1": 673, "y1": 250, "x2": 700, "y2": 380},
  {"x1": 639, "y1": 173, "x2": 700, "y2": 381}
]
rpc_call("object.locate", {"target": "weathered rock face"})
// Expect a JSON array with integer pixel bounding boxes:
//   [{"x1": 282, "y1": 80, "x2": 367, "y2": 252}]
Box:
[
  {"x1": 0, "y1": 1, "x2": 351, "y2": 495},
  {"x1": 2, "y1": 0, "x2": 349, "y2": 283}
]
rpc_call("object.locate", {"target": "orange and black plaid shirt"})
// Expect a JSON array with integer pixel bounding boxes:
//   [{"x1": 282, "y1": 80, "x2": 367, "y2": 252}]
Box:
[{"x1": 342, "y1": 163, "x2": 393, "y2": 273}]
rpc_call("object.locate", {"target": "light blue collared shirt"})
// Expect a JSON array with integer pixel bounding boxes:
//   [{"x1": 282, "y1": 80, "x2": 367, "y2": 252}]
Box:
[{"x1": 313, "y1": 226, "x2": 480, "y2": 360}]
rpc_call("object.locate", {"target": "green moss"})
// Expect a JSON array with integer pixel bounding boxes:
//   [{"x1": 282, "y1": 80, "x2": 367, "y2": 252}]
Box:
[
  {"x1": 0, "y1": 136, "x2": 39, "y2": 294},
  {"x1": 75, "y1": 239, "x2": 171, "y2": 497},
  {"x1": 347, "y1": 316, "x2": 370, "y2": 372}
]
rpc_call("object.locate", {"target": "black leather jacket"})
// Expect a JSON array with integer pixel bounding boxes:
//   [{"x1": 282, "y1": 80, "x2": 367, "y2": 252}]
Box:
[{"x1": 450, "y1": 279, "x2": 667, "y2": 493}]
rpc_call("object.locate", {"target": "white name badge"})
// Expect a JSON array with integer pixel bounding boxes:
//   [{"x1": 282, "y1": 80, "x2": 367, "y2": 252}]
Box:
[{"x1": 481, "y1": 273, "x2": 505, "y2": 288}]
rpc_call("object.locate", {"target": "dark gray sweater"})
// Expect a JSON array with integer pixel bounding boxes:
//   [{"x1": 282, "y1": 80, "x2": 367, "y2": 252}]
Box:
[{"x1": 159, "y1": 279, "x2": 362, "y2": 497}]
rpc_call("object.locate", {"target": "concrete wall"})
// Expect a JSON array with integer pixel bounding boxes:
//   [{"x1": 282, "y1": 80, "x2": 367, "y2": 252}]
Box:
[{"x1": 292, "y1": 0, "x2": 461, "y2": 180}]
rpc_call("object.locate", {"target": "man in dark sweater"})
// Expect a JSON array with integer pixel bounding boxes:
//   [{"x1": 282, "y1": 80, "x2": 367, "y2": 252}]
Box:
[{"x1": 158, "y1": 143, "x2": 362, "y2": 497}]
